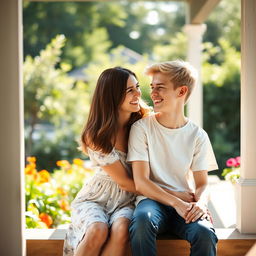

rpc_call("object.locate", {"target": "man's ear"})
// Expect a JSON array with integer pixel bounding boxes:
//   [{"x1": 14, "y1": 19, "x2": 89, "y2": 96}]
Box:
[{"x1": 178, "y1": 86, "x2": 188, "y2": 97}]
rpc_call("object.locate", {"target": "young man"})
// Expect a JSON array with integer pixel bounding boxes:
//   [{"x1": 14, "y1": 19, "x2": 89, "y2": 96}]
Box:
[{"x1": 127, "y1": 60, "x2": 218, "y2": 256}]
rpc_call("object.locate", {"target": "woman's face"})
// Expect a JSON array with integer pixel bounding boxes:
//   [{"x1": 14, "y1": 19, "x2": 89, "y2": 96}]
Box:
[{"x1": 119, "y1": 75, "x2": 141, "y2": 114}]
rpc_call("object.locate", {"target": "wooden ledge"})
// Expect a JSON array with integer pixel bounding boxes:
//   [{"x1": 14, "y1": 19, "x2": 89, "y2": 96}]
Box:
[
  {"x1": 25, "y1": 228, "x2": 256, "y2": 240},
  {"x1": 26, "y1": 228, "x2": 256, "y2": 256}
]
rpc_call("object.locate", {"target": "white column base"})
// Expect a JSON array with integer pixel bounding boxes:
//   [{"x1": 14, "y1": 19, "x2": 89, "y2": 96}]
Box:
[{"x1": 236, "y1": 179, "x2": 256, "y2": 233}]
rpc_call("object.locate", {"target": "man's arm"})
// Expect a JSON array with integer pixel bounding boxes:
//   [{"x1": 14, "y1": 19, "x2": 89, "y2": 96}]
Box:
[
  {"x1": 185, "y1": 170, "x2": 210, "y2": 223},
  {"x1": 132, "y1": 161, "x2": 192, "y2": 219}
]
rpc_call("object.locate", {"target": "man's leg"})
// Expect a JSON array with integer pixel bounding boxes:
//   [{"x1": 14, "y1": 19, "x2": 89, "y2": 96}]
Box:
[
  {"x1": 129, "y1": 199, "x2": 170, "y2": 256},
  {"x1": 167, "y1": 206, "x2": 218, "y2": 256}
]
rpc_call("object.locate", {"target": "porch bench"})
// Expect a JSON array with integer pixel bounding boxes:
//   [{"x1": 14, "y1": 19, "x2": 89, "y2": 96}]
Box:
[{"x1": 26, "y1": 228, "x2": 256, "y2": 256}]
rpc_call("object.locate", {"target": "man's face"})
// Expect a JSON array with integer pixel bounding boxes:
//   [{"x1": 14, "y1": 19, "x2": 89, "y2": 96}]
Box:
[{"x1": 150, "y1": 72, "x2": 177, "y2": 113}]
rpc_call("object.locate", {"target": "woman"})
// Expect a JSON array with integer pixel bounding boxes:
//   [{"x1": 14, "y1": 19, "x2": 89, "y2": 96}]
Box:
[{"x1": 63, "y1": 67, "x2": 149, "y2": 256}]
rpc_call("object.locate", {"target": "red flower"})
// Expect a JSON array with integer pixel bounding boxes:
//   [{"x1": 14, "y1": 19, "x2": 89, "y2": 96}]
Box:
[
  {"x1": 235, "y1": 156, "x2": 241, "y2": 167},
  {"x1": 226, "y1": 158, "x2": 237, "y2": 167}
]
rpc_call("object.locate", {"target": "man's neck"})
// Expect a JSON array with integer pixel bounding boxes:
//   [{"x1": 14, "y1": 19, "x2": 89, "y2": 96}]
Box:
[{"x1": 155, "y1": 111, "x2": 187, "y2": 129}]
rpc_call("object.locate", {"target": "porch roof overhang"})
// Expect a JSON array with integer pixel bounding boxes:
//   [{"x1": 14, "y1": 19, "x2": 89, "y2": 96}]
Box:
[{"x1": 28, "y1": 0, "x2": 221, "y2": 24}]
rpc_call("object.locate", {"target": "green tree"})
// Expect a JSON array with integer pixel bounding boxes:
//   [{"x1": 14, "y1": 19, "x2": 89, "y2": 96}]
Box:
[
  {"x1": 23, "y1": 2, "x2": 127, "y2": 68},
  {"x1": 24, "y1": 35, "x2": 90, "y2": 171}
]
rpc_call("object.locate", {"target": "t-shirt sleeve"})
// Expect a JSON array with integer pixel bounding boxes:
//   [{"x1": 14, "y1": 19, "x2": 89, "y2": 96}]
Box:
[
  {"x1": 191, "y1": 130, "x2": 218, "y2": 172},
  {"x1": 127, "y1": 121, "x2": 149, "y2": 162},
  {"x1": 87, "y1": 148, "x2": 119, "y2": 167}
]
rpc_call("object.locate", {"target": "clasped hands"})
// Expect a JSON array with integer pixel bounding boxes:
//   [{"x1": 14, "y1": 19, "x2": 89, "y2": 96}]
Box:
[{"x1": 173, "y1": 191, "x2": 210, "y2": 224}]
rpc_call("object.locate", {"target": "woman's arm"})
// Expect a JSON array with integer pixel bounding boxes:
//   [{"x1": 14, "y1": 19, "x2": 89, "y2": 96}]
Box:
[{"x1": 101, "y1": 161, "x2": 138, "y2": 194}]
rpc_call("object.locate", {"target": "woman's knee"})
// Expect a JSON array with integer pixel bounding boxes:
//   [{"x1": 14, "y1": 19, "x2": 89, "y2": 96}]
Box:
[
  {"x1": 111, "y1": 218, "x2": 130, "y2": 244},
  {"x1": 84, "y1": 223, "x2": 108, "y2": 248}
]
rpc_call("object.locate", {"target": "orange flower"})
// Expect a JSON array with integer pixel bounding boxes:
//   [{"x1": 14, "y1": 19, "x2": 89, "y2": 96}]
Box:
[
  {"x1": 25, "y1": 163, "x2": 37, "y2": 175},
  {"x1": 58, "y1": 199, "x2": 70, "y2": 211},
  {"x1": 39, "y1": 213, "x2": 53, "y2": 227},
  {"x1": 37, "y1": 170, "x2": 51, "y2": 184},
  {"x1": 73, "y1": 158, "x2": 84, "y2": 166},
  {"x1": 27, "y1": 156, "x2": 36, "y2": 163},
  {"x1": 57, "y1": 187, "x2": 68, "y2": 196},
  {"x1": 56, "y1": 160, "x2": 70, "y2": 168}
]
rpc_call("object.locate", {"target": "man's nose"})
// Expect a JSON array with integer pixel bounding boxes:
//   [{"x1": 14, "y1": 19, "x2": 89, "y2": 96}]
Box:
[{"x1": 151, "y1": 88, "x2": 158, "y2": 96}]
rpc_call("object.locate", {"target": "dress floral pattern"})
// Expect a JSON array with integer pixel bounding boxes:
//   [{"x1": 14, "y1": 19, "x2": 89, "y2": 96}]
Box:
[{"x1": 63, "y1": 148, "x2": 135, "y2": 256}]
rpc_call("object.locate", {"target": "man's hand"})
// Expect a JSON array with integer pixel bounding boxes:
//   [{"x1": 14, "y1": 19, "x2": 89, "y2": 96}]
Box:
[
  {"x1": 174, "y1": 199, "x2": 193, "y2": 219},
  {"x1": 185, "y1": 202, "x2": 208, "y2": 223},
  {"x1": 172, "y1": 191, "x2": 195, "y2": 203}
]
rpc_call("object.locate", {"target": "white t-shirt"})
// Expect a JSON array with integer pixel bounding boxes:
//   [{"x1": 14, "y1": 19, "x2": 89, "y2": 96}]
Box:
[{"x1": 127, "y1": 114, "x2": 218, "y2": 203}]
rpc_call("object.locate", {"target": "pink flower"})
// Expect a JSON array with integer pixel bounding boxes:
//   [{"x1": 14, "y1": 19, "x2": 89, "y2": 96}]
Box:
[
  {"x1": 226, "y1": 158, "x2": 237, "y2": 167},
  {"x1": 235, "y1": 156, "x2": 241, "y2": 167}
]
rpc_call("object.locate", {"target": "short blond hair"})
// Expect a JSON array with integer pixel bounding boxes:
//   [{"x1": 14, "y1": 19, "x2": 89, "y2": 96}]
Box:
[{"x1": 145, "y1": 60, "x2": 198, "y2": 101}]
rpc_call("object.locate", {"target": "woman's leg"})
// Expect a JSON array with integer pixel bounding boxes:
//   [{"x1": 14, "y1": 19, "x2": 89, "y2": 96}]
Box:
[
  {"x1": 101, "y1": 217, "x2": 130, "y2": 256},
  {"x1": 74, "y1": 222, "x2": 108, "y2": 256}
]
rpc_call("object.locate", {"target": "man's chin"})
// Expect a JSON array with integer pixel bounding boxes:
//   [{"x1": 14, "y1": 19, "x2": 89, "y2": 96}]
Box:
[{"x1": 153, "y1": 106, "x2": 161, "y2": 112}]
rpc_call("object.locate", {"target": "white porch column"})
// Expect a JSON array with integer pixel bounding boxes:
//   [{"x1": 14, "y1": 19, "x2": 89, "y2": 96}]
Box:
[
  {"x1": 237, "y1": 0, "x2": 256, "y2": 233},
  {"x1": 0, "y1": 0, "x2": 25, "y2": 255},
  {"x1": 184, "y1": 24, "x2": 206, "y2": 127}
]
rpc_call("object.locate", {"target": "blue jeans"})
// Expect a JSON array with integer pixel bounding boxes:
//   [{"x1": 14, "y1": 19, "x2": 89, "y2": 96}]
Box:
[{"x1": 129, "y1": 199, "x2": 218, "y2": 256}]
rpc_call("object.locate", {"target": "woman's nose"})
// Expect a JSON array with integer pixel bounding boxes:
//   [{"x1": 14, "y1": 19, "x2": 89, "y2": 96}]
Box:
[{"x1": 135, "y1": 88, "x2": 141, "y2": 96}]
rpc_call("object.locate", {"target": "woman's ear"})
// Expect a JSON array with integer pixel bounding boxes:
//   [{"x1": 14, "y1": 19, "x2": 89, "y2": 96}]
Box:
[{"x1": 178, "y1": 86, "x2": 188, "y2": 97}]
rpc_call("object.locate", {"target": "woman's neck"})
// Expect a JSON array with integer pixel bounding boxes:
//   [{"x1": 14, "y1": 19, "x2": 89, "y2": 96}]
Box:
[{"x1": 118, "y1": 112, "x2": 131, "y2": 129}]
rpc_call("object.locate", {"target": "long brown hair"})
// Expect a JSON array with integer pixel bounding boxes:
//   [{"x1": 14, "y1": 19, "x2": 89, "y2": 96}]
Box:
[{"x1": 81, "y1": 67, "x2": 149, "y2": 154}]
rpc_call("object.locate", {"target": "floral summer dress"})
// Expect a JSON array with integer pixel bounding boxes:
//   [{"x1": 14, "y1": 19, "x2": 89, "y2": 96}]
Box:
[{"x1": 63, "y1": 148, "x2": 135, "y2": 256}]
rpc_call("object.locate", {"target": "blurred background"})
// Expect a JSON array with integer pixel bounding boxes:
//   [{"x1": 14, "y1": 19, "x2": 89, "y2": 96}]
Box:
[{"x1": 23, "y1": 0, "x2": 240, "y2": 177}]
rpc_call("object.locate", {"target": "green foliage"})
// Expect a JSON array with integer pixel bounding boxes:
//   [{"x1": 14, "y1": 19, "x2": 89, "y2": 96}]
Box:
[
  {"x1": 203, "y1": 39, "x2": 240, "y2": 173},
  {"x1": 23, "y1": 2, "x2": 127, "y2": 68},
  {"x1": 24, "y1": 35, "x2": 90, "y2": 171},
  {"x1": 205, "y1": 0, "x2": 240, "y2": 52},
  {"x1": 152, "y1": 32, "x2": 187, "y2": 61}
]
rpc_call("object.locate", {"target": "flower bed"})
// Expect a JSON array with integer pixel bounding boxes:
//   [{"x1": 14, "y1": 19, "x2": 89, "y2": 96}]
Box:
[{"x1": 25, "y1": 157, "x2": 94, "y2": 228}]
